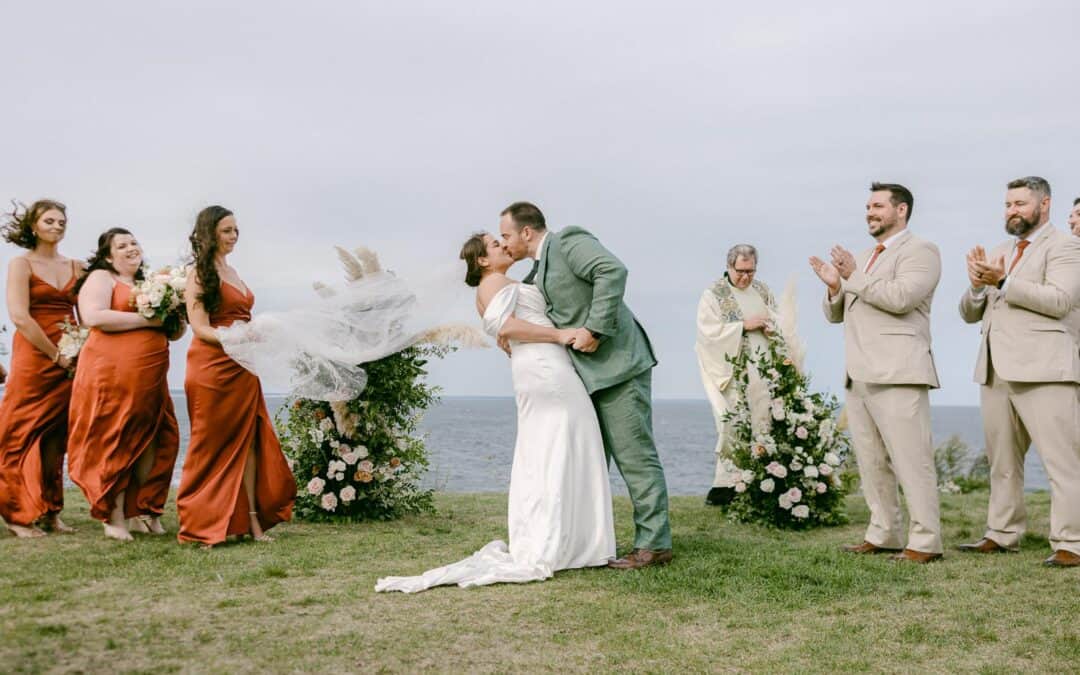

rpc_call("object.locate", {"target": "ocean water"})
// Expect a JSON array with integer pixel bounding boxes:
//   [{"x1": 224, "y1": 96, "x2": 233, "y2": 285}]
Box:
[{"x1": 171, "y1": 395, "x2": 1050, "y2": 495}]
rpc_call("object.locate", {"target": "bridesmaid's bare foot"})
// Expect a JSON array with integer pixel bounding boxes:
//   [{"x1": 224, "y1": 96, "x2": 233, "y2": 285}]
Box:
[
  {"x1": 103, "y1": 522, "x2": 133, "y2": 542},
  {"x1": 41, "y1": 514, "x2": 76, "y2": 534},
  {"x1": 128, "y1": 517, "x2": 151, "y2": 534},
  {"x1": 7, "y1": 524, "x2": 47, "y2": 539},
  {"x1": 249, "y1": 512, "x2": 273, "y2": 543}
]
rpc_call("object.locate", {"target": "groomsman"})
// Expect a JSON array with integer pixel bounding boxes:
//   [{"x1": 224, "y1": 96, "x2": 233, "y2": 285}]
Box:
[
  {"x1": 809, "y1": 182, "x2": 943, "y2": 563},
  {"x1": 1069, "y1": 197, "x2": 1080, "y2": 236},
  {"x1": 958, "y1": 176, "x2": 1080, "y2": 567}
]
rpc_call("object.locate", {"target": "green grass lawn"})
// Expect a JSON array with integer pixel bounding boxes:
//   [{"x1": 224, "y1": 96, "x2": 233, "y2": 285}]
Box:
[{"x1": 2, "y1": 489, "x2": 1078, "y2": 673}]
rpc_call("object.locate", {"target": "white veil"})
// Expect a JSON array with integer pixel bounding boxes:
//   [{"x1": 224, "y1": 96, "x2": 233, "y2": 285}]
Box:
[{"x1": 217, "y1": 246, "x2": 486, "y2": 401}]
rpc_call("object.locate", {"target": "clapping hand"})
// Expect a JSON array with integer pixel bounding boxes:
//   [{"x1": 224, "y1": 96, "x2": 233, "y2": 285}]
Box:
[
  {"x1": 808, "y1": 256, "x2": 842, "y2": 296},
  {"x1": 830, "y1": 245, "x2": 857, "y2": 280},
  {"x1": 969, "y1": 246, "x2": 1006, "y2": 288}
]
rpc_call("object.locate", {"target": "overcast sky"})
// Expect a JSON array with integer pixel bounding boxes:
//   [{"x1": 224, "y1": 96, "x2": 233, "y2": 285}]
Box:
[{"x1": 3, "y1": 1, "x2": 1078, "y2": 404}]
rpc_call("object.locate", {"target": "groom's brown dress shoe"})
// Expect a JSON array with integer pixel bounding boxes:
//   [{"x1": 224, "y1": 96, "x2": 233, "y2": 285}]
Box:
[
  {"x1": 608, "y1": 548, "x2": 673, "y2": 570},
  {"x1": 957, "y1": 538, "x2": 1013, "y2": 553},
  {"x1": 890, "y1": 548, "x2": 943, "y2": 564},
  {"x1": 841, "y1": 541, "x2": 902, "y2": 554},
  {"x1": 1043, "y1": 550, "x2": 1080, "y2": 567}
]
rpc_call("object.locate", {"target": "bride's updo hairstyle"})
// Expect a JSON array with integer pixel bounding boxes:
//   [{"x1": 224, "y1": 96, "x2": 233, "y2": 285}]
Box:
[
  {"x1": 459, "y1": 232, "x2": 489, "y2": 287},
  {"x1": 189, "y1": 205, "x2": 233, "y2": 314}
]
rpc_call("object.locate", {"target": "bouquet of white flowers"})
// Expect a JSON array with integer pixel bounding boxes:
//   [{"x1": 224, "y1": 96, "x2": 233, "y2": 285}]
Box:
[
  {"x1": 131, "y1": 265, "x2": 188, "y2": 333},
  {"x1": 55, "y1": 317, "x2": 89, "y2": 377}
]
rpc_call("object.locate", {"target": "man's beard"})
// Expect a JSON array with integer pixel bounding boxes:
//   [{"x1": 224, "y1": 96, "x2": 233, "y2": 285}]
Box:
[
  {"x1": 867, "y1": 216, "x2": 893, "y2": 237},
  {"x1": 1005, "y1": 213, "x2": 1039, "y2": 237}
]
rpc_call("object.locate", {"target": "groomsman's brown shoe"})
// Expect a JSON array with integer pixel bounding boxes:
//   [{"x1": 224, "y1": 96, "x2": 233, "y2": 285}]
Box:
[
  {"x1": 890, "y1": 549, "x2": 943, "y2": 564},
  {"x1": 1043, "y1": 550, "x2": 1080, "y2": 567},
  {"x1": 842, "y1": 541, "x2": 902, "y2": 555},
  {"x1": 608, "y1": 549, "x2": 673, "y2": 570},
  {"x1": 957, "y1": 538, "x2": 1013, "y2": 553}
]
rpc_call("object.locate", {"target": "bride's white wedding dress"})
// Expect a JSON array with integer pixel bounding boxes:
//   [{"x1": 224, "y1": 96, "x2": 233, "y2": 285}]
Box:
[{"x1": 375, "y1": 283, "x2": 615, "y2": 592}]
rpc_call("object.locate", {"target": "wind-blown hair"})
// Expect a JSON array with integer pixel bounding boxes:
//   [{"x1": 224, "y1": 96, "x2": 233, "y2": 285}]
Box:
[
  {"x1": 459, "y1": 232, "x2": 488, "y2": 287},
  {"x1": 73, "y1": 227, "x2": 143, "y2": 295},
  {"x1": 2, "y1": 199, "x2": 66, "y2": 250},
  {"x1": 189, "y1": 205, "x2": 234, "y2": 314}
]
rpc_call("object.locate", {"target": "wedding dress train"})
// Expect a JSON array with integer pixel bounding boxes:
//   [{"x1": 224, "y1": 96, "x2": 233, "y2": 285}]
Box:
[{"x1": 375, "y1": 283, "x2": 615, "y2": 592}]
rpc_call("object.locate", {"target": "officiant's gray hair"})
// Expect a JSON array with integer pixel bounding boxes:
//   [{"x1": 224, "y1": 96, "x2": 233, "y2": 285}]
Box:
[{"x1": 726, "y1": 244, "x2": 757, "y2": 268}]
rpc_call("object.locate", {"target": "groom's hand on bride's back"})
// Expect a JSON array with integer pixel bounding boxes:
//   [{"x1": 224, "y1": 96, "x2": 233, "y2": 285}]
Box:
[{"x1": 568, "y1": 327, "x2": 599, "y2": 353}]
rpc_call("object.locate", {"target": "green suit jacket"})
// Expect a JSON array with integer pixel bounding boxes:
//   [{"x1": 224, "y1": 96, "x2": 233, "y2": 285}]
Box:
[{"x1": 533, "y1": 227, "x2": 657, "y2": 394}]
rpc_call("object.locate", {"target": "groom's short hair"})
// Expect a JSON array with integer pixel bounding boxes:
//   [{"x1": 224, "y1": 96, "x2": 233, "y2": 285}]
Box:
[
  {"x1": 871, "y1": 182, "x2": 914, "y2": 222},
  {"x1": 501, "y1": 201, "x2": 547, "y2": 232}
]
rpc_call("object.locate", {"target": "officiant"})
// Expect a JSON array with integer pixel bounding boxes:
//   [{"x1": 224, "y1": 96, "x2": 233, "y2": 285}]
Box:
[{"x1": 695, "y1": 244, "x2": 776, "y2": 506}]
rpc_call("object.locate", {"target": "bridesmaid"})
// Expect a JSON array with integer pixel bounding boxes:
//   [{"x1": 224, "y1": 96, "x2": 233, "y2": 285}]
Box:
[
  {"x1": 0, "y1": 199, "x2": 79, "y2": 537},
  {"x1": 177, "y1": 206, "x2": 294, "y2": 547},
  {"x1": 67, "y1": 228, "x2": 183, "y2": 541}
]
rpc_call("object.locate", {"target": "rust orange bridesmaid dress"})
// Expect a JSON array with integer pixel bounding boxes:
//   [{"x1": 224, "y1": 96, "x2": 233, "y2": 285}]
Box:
[
  {"x1": 177, "y1": 282, "x2": 295, "y2": 545},
  {"x1": 0, "y1": 265, "x2": 77, "y2": 526},
  {"x1": 67, "y1": 281, "x2": 180, "y2": 521}
]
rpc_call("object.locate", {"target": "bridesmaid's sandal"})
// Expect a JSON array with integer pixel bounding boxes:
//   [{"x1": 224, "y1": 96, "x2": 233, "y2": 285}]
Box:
[
  {"x1": 7, "y1": 524, "x2": 47, "y2": 539},
  {"x1": 40, "y1": 515, "x2": 76, "y2": 534},
  {"x1": 249, "y1": 512, "x2": 274, "y2": 543},
  {"x1": 103, "y1": 523, "x2": 134, "y2": 542},
  {"x1": 143, "y1": 516, "x2": 167, "y2": 536},
  {"x1": 127, "y1": 517, "x2": 152, "y2": 534}
]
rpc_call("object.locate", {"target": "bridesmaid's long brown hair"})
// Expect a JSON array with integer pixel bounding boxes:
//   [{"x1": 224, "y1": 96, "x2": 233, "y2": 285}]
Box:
[
  {"x1": 189, "y1": 205, "x2": 233, "y2": 314},
  {"x1": 2, "y1": 199, "x2": 67, "y2": 249}
]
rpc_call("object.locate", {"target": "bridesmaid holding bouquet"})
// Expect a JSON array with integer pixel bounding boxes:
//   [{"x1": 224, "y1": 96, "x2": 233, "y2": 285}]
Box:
[
  {"x1": 0, "y1": 199, "x2": 79, "y2": 537},
  {"x1": 177, "y1": 206, "x2": 294, "y2": 547},
  {"x1": 67, "y1": 228, "x2": 182, "y2": 541}
]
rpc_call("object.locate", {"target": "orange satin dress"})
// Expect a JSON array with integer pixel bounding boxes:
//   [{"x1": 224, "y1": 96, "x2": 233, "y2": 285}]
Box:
[
  {"x1": 0, "y1": 267, "x2": 77, "y2": 526},
  {"x1": 67, "y1": 281, "x2": 180, "y2": 521},
  {"x1": 177, "y1": 282, "x2": 295, "y2": 545}
]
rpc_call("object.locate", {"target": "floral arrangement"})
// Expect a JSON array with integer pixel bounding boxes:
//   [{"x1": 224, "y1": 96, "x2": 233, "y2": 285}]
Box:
[
  {"x1": 720, "y1": 293, "x2": 851, "y2": 529},
  {"x1": 276, "y1": 345, "x2": 447, "y2": 521},
  {"x1": 131, "y1": 264, "x2": 188, "y2": 333},
  {"x1": 55, "y1": 317, "x2": 89, "y2": 376}
]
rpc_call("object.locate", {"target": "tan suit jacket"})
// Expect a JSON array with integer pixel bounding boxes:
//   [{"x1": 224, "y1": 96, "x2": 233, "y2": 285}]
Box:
[
  {"x1": 823, "y1": 230, "x2": 941, "y2": 388},
  {"x1": 958, "y1": 224, "x2": 1080, "y2": 384}
]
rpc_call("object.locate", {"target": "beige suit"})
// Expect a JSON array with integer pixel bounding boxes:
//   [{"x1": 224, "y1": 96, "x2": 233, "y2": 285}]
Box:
[
  {"x1": 824, "y1": 230, "x2": 943, "y2": 553},
  {"x1": 958, "y1": 223, "x2": 1080, "y2": 555}
]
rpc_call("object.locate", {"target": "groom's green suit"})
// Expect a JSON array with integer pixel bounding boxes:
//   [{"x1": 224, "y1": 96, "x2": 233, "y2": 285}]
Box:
[{"x1": 529, "y1": 226, "x2": 672, "y2": 551}]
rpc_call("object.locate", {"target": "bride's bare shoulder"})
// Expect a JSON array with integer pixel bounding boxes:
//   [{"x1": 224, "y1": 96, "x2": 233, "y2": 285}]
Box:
[{"x1": 476, "y1": 274, "x2": 515, "y2": 315}]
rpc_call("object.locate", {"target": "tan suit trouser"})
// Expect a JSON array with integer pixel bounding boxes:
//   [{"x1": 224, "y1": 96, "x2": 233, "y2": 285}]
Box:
[
  {"x1": 980, "y1": 366, "x2": 1080, "y2": 555},
  {"x1": 846, "y1": 381, "x2": 942, "y2": 553}
]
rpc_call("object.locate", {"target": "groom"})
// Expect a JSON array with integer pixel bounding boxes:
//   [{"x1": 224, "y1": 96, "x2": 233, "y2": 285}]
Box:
[{"x1": 498, "y1": 201, "x2": 673, "y2": 569}]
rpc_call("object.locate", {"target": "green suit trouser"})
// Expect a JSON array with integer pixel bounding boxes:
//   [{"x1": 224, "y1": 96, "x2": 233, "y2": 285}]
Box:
[{"x1": 591, "y1": 370, "x2": 672, "y2": 551}]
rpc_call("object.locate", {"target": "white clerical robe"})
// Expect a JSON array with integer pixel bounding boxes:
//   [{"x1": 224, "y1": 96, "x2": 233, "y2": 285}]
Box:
[{"x1": 695, "y1": 279, "x2": 774, "y2": 487}]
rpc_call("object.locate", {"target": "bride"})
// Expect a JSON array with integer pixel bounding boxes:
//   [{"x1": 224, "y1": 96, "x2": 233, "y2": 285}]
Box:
[{"x1": 375, "y1": 233, "x2": 615, "y2": 592}]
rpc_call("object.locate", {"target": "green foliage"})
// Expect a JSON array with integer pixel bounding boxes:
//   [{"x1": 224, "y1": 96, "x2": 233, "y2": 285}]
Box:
[
  {"x1": 935, "y1": 434, "x2": 990, "y2": 494},
  {"x1": 275, "y1": 345, "x2": 449, "y2": 521},
  {"x1": 720, "y1": 333, "x2": 852, "y2": 529}
]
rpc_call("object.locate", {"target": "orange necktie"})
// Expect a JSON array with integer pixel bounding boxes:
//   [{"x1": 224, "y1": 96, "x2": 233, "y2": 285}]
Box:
[
  {"x1": 864, "y1": 244, "x2": 886, "y2": 272},
  {"x1": 1007, "y1": 239, "x2": 1030, "y2": 274}
]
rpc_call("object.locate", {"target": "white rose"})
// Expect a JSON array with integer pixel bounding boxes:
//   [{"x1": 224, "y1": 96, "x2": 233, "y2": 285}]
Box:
[
  {"x1": 795, "y1": 426, "x2": 809, "y2": 440},
  {"x1": 341, "y1": 451, "x2": 358, "y2": 466},
  {"x1": 319, "y1": 418, "x2": 334, "y2": 432},
  {"x1": 339, "y1": 486, "x2": 356, "y2": 503},
  {"x1": 818, "y1": 464, "x2": 834, "y2": 476},
  {"x1": 790, "y1": 460, "x2": 803, "y2": 472},
  {"x1": 815, "y1": 481, "x2": 828, "y2": 494},
  {"x1": 778, "y1": 494, "x2": 793, "y2": 510},
  {"x1": 792, "y1": 505, "x2": 810, "y2": 519},
  {"x1": 358, "y1": 460, "x2": 374, "y2": 473},
  {"x1": 355, "y1": 445, "x2": 369, "y2": 459},
  {"x1": 760, "y1": 478, "x2": 775, "y2": 493},
  {"x1": 741, "y1": 469, "x2": 755, "y2": 484},
  {"x1": 306, "y1": 477, "x2": 325, "y2": 495},
  {"x1": 734, "y1": 482, "x2": 747, "y2": 493},
  {"x1": 824, "y1": 452, "x2": 841, "y2": 466},
  {"x1": 804, "y1": 465, "x2": 819, "y2": 478},
  {"x1": 320, "y1": 493, "x2": 338, "y2": 511}
]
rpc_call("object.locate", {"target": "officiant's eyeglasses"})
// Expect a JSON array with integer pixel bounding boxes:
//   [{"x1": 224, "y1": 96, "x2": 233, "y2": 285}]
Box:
[{"x1": 731, "y1": 267, "x2": 756, "y2": 277}]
